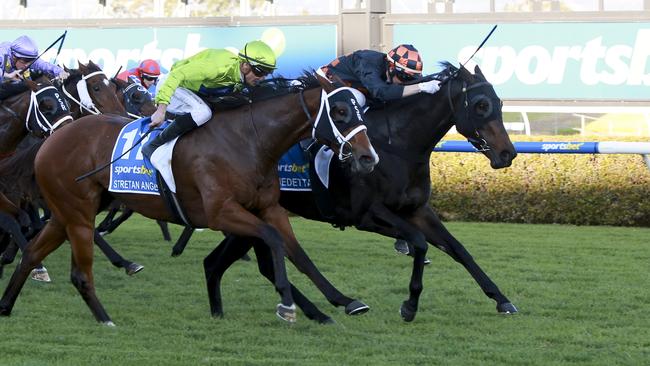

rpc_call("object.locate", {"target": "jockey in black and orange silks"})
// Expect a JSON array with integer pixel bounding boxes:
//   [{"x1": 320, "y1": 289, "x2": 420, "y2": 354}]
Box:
[{"x1": 319, "y1": 44, "x2": 441, "y2": 106}]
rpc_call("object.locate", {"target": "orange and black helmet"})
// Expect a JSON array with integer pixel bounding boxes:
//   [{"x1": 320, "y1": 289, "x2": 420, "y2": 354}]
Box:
[{"x1": 387, "y1": 44, "x2": 423, "y2": 77}]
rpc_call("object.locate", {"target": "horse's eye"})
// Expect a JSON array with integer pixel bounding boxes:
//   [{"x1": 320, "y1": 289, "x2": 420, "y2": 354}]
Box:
[
  {"x1": 133, "y1": 93, "x2": 143, "y2": 102},
  {"x1": 92, "y1": 85, "x2": 101, "y2": 92}
]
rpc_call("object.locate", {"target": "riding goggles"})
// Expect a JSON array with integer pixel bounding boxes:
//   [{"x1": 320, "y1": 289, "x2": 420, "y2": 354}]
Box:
[
  {"x1": 249, "y1": 63, "x2": 273, "y2": 77},
  {"x1": 142, "y1": 74, "x2": 158, "y2": 82}
]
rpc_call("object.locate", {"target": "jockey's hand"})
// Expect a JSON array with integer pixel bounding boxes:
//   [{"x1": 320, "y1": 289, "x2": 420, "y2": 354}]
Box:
[
  {"x1": 149, "y1": 104, "x2": 168, "y2": 128},
  {"x1": 3, "y1": 70, "x2": 23, "y2": 81},
  {"x1": 418, "y1": 79, "x2": 441, "y2": 94},
  {"x1": 57, "y1": 70, "x2": 70, "y2": 80}
]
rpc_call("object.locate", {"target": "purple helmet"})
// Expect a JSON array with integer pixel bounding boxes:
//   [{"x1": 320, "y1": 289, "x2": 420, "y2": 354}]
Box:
[{"x1": 11, "y1": 35, "x2": 39, "y2": 59}]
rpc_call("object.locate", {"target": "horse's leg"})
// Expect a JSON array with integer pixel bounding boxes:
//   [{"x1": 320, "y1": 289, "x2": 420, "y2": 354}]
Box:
[
  {"x1": 156, "y1": 220, "x2": 172, "y2": 241},
  {"x1": 250, "y1": 238, "x2": 334, "y2": 324},
  {"x1": 68, "y1": 223, "x2": 113, "y2": 325},
  {"x1": 0, "y1": 219, "x2": 66, "y2": 316},
  {"x1": 95, "y1": 205, "x2": 120, "y2": 235},
  {"x1": 205, "y1": 234, "x2": 334, "y2": 324},
  {"x1": 202, "y1": 235, "x2": 254, "y2": 318},
  {"x1": 357, "y1": 203, "x2": 429, "y2": 322},
  {"x1": 171, "y1": 226, "x2": 194, "y2": 257},
  {"x1": 413, "y1": 206, "x2": 517, "y2": 314},
  {"x1": 206, "y1": 201, "x2": 295, "y2": 322},
  {"x1": 100, "y1": 206, "x2": 134, "y2": 234},
  {"x1": 93, "y1": 230, "x2": 144, "y2": 276},
  {"x1": 262, "y1": 208, "x2": 369, "y2": 316}
]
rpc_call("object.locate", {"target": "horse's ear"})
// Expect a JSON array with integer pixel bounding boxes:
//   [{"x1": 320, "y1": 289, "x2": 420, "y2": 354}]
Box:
[
  {"x1": 63, "y1": 64, "x2": 70, "y2": 72},
  {"x1": 458, "y1": 64, "x2": 472, "y2": 80},
  {"x1": 316, "y1": 72, "x2": 336, "y2": 93},
  {"x1": 78, "y1": 61, "x2": 88, "y2": 73},
  {"x1": 88, "y1": 59, "x2": 100, "y2": 71},
  {"x1": 474, "y1": 65, "x2": 486, "y2": 80}
]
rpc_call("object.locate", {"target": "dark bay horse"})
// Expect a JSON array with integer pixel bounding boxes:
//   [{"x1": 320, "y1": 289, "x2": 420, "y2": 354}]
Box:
[
  {"x1": 202, "y1": 63, "x2": 519, "y2": 322},
  {"x1": 0, "y1": 74, "x2": 378, "y2": 325}
]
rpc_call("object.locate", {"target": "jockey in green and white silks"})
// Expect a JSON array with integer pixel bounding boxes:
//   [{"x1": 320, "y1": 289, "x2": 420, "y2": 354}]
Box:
[{"x1": 142, "y1": 40, "x2": 277, "y2": 159}]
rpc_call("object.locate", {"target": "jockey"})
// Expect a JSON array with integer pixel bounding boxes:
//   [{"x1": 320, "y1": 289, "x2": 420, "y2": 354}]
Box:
[
  {"x1": 319, "y1": 44, "x2": 440, "y2": 106},
  {"x1": 117, "y1": 59, "x2": 161, "y2": 96},
  {"x1": 142, "y1": 40, "x2": 276, "y2": 160},
  {"x1": 0, "y1": 35, "x2": 66, "y2": 83}
]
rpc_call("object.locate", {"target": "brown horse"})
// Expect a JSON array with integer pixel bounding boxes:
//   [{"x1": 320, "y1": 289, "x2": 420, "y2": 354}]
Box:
[
  {"x1": 0, "y1": 74, "x2": 378, "y2": 325},
  {"x1": 61, "y1": 61, "x2": 127, "y2": 118}
]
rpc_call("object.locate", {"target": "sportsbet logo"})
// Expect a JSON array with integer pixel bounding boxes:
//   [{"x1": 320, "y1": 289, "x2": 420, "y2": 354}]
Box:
[
  {"x1": 541, "y1": 142, "x2": 584, "y2": 152},
  {"x1": 114, "y1": 164, "x2": 154, "y2": 176},
  {"x1": 460, "y1": 29, "x2": 650, "y2": 86}
]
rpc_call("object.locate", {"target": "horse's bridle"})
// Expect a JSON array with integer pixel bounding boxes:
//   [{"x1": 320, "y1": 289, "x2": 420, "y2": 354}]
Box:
[
  {"x1": 446, "y1": 77, "x2": 494, "y2": 152},
  {"x1": 121, "y1": 82, "x2": 149, "y2": 119},
  {"x1": 299, "y1": 86, "x2": 367, "y2": 162},
  {"x1": 26, "y1": 85, "x2": 73, "y2": 135},
  {"x1": 62, "y1": 70, "x2": 107, "y2": 115}
]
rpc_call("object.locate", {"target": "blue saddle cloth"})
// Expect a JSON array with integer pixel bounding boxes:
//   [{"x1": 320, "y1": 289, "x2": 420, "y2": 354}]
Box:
[
  {"x1": 278, "y1": 143, "x2": 311, "y2": 191},
  {"x1": 108, "y1": 117, "x2": 169, "y2": 195}
]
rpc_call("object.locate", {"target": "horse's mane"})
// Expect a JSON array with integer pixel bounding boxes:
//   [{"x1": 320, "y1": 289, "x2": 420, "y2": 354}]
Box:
[{"x1": 208, "y1": 70, "x2": 319, "y2": 110}]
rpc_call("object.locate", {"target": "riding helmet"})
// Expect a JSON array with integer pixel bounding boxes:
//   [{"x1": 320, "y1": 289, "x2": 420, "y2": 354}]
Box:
[
  {"x1": 138, "y1": 59, "x2": 161, "y2": 76},
  {"x1": 387, "y1": 44, "x2": 423, "y2": 75},
  {"x1": 10, "y1": 35, "x2": 39, "y2": 59},
  {"x1": 238, "y1": 40, "x2": 277, "y2": 73}
]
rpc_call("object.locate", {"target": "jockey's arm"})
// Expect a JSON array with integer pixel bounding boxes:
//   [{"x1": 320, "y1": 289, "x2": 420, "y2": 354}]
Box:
[
  {"x1": 149, "y1": 103, "x2": 168, "y2": 128},
  {"x1": 401, "y1": 84, "x2": 421, "y2": 97}
]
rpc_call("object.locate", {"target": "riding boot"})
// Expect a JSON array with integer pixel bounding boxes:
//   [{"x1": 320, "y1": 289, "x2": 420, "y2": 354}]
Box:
[{"x1": 142, "y1": 113, "x2": 198, "y2": 160}]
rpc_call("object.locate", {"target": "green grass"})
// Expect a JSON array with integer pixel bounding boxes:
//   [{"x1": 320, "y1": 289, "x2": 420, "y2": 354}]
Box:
[{"x1": 1, "y1": 216, "x2": 649, "y2": 365}]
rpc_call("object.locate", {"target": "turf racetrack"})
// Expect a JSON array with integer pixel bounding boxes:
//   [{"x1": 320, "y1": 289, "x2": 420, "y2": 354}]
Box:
[{"x1": 1, "y1": 216, "x2": 648, "y2": 365}]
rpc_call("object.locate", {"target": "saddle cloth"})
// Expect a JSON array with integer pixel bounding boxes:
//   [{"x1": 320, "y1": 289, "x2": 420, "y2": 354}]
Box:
[{"x1": 108, "y1": 117, "x2": 178, "y2": 194}]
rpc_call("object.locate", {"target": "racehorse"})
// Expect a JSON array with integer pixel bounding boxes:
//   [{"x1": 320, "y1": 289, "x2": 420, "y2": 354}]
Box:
[
  {"x1": 0, "y1": 66, "x2": 146, "y2": 279},
  {"x1": 0, "y1": 73, "x2": 379, "y2": 325},
  {"x1": 195, "y1": 63, "x2": 519, "y2": 322},
  {"x1": 0, "y1": 77, "x2": 73, "y2": 278}
]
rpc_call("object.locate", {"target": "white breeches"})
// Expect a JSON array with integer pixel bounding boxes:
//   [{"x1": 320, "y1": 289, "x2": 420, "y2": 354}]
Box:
[{"x1": 156, "y1": 75, "x2": 212, "y2": 125}]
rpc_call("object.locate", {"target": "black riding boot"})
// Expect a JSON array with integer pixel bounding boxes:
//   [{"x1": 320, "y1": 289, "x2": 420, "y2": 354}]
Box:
[{"x1": 142, "y1": 113, "x2": 198, "y2": 160}]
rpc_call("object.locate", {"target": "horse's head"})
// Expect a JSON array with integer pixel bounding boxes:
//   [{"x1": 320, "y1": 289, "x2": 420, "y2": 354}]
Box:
[
  {"x1": 63, "y1": 60, "x2": 127, "y2": 117},
  {"x1": 312, "y1": 74, "x2": 379, "y2": 174},
  {"x1": 24, "y1": 79, "x2": 73, "y2": 137},
  {"x1": 445, "y1": 64, "x2": 516, "y2": 169},
  {"x1": 112, "y1": 77, "x2": 156, "y2": 118}
]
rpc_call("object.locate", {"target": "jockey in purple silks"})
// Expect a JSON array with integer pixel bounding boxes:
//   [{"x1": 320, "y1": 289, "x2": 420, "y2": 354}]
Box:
[{"x1": 0, "y1": 35, "x2": 66, "y2": 83}]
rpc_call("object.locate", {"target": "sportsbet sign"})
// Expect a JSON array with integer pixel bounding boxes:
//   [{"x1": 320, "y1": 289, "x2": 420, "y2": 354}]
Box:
[
  {"x1": 0, "y1": 25, "x2": 336, "y2": 79},
  {"x1": 393, "y1": 22, "x2": 650, "y2": 100}
]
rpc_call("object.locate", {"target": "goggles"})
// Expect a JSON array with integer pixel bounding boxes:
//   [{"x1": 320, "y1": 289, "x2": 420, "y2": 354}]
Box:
[
  {"x1": 394, "y1": 66, "x2": 418, "y2": 82},
  {"x1": 142, "y1": 74, "x2": 158, "y2": 82},
  {"x1": 249, "y1": 63, "x2": 273, "y2": 77}
]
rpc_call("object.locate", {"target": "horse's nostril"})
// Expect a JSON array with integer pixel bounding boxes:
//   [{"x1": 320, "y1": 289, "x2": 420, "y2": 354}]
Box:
[{"x1": 500, "y1": 150, "x2": 512, "y2": 162}]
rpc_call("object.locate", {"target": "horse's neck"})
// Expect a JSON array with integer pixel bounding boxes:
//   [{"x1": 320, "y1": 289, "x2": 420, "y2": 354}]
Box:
[
  {"x1": 372, "y1": 92, "x2": 454, "y2": 155},
  {"x1": 251, "y1": 88, "x2": 316, "y2": 162},
  {"x1": 0, "y1": 95, "x2": 30, "y2": 154}
]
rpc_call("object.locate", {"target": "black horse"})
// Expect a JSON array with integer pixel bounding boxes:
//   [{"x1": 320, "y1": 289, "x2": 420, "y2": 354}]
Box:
[{"x1": 186, "y1": 63, "x2": 519, "y2": 322}]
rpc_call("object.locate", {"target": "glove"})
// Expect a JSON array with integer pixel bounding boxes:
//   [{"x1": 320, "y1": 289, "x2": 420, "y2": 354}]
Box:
[
  {"x1": 417, "y1": 79, "x2": 441, "y2": 94},
  {"x1": 57, "y1": 70, "x2": 70, "y2": 80}
]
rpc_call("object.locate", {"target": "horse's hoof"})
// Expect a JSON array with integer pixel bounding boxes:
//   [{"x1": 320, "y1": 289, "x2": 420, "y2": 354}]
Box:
[
  {"x1": 170, "y1": 249, "x2": 182, "y2": 257},
  {"x1": 276, "y1": 303, "x2": 296, "y2": 323},
  {"x1": 399, "y1": 301, "x2": 417, "y2": 322},
  {"x1": 30, "y1": 267, "x2": 51, "y2": 283},
  {"x1": 211, "y1": 311, "x2": 224, "y2": 319},
  {"x1": 102, "y1": 321, "x2": 116, "y2": 327},
  {"x1": 319, "y1": 317, "x2": 336, "y2": 325},
  {"x1": 98, "y1": 231, "x2": 109, "y2": 237},
  {"x1": 0, "y1": 304, "x2": 11, "y2": 317},
  {"x1": 345, "y1": 300, "x2": 370, "y2": 316},
  {"x1": 497, "y1": 302, "x2": 518, "y2": 314},
  {"x1": 125, "y1": 263, "x2": 144, "y2": 276}
]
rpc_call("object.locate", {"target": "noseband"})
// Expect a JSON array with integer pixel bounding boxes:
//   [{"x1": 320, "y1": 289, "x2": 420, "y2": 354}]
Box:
[{"x1": 62, "y1": 70, "x2": 107, "y2": 115}]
